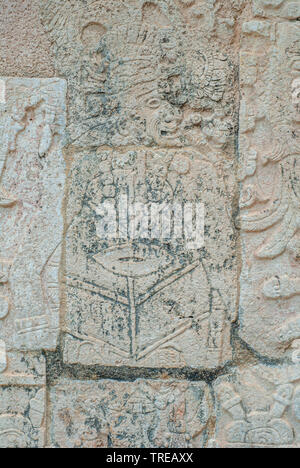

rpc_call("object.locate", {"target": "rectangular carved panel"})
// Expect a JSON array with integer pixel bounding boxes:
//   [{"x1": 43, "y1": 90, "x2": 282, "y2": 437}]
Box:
[
  {"x1": 63, "y1": 147, "x2": 236, "y2": 368},
  {"x1": 214, "y1": 364, "x2": 300, "y2": 448},
  {"x1": 41, "y1": 0, "x2": 238, "y2": 369},
  {"x1": 0, "y1": 78, "x2": 66, "y2": 354},
  {"x1": 238, "y1": 22, "x2": 300, "y2": 359},
  {"x1": 50, "y1": 379, "x2": 212, "y2": 448},
  {"x1": 2, "y1": 0, "x2": 300, "y2": 450},
  {"x1": 0, "y1": 352, "x2": 46, "y2": 448}
]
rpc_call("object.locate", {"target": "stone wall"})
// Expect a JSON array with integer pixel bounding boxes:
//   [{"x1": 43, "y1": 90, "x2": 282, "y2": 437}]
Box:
[{"x1": 0, "y1": 0, "x2": 299, "y2": 448}]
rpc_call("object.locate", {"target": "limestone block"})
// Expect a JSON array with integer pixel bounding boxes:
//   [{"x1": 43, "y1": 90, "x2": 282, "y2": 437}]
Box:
[
  {"x1": 0, "y1": 78, "x2": 66, "y2": 354},
  {"x1": 4, "y1": 0, "x2": 300, "y2": 449},
  {"x1": 238, "y1": 22, "x2": 300, "y2": 359},
  {"x1": 41, "y1": 0, "x2": 236, "y2": 149},
  {"x1": 213, "y1": 364, "x2": 300, "y2": 448},
  {"x1": 253, "y1": 0, "x2": 300, "y2": 19},
  {"x1": 62, "y1": 148, "x2": 236, "y2": 368},
  {"x1": 40, "y1": 0, "x2": 238, "y2": 370},
  {"x1": 50, "y1": 379, "x2": 212, "y2": 448},
  {"x1": 0, "y1": 352, "x2": 46, "y2": 448},
  {"x1": 0, "y1": 0, "x2": 55, "y2": 77}
]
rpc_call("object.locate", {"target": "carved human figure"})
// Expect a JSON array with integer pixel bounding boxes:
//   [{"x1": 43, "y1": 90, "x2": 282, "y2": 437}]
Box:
[
  {"x1": 240, "y1": 39, "x2": 300, "y2": 261},
  {"x1": 216, "y1": 381, "x2": 294, "y2": 447},
  {"x1": 67, "y1": 23, "x2": 231, "y2": 149},
  {"x1": 0, "y1": 79, "x2": 65, "y2": 351}
]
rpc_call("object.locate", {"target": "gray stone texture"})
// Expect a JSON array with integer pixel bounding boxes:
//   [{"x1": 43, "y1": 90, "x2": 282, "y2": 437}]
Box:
[{"x1": 0, "y1": 0, "x2": 299, "y2": 448}]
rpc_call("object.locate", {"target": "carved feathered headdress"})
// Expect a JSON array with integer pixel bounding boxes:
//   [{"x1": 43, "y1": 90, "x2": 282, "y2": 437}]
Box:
[
  {"x1": 42, "y1": 1, "x2": 228, "y2": 107},
  {"x1": 99, "y1": 24, "x2": 180, "y2": 99}
]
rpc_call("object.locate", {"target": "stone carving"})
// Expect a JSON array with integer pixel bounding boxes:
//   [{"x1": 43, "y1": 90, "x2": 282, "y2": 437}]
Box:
[
  {"x1": 214, "y1": 364, "x2": 300, "y2": 448},
  {"x1": 41, "y1": 1, "x2": 238, "y2": 369},
  {"x1": 0, "y1": 78, "x2": 66, "y2": 355},
  {"x1": 0, "y1": 352, "x2": 46, "y2": 448},
  {"x1": 0, "y1": 340, "x2": 6, "y2": 373},
  {"x1": 238, "y1": 22, "x2": 300, "y2": 359},
  {"x1": 41, "y1": 1, "x2": 235, "y2": 149},
  {"x1": 63, "y1": 147, "x2": 236, "y2": 368},
  {"x1": 3, "y1": 0, "x2": 300, "y2": 449},
  {"x1": 263, "y1": 275, "x2": 300, "y2": 299},
  {"x1": 50, "y1": 379, "x2": 212, "y2": 448}
]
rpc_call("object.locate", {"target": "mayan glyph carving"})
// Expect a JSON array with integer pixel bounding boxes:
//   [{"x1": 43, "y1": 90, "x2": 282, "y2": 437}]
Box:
[
  {"x1": 0, "y1": 352, "x2": 46, "y2": 448},
  {"x1": 41, "y1": 1, "x2": 236, "y2": 149},
  {"x1": 46, "y1": 0, "x2": 239, "y2": 369},
  {"x1": 214, "y1": 364, "x2": 300, "y2": 448},
  {"x1": 3, "y1": 0, "x2": 300, "y2": 450},
  {"x1": 238, "y1": 22, "x2": 300, "y2": 359},
  {"x1": 50, "y1": 379, "x2": 212, "y2": 448},
  {"x1": 0, "y1": 78, "x2": 66, "y2": 357},
  {"x1": 63, "y1": 147, "x2": 235, "y2": 368}
]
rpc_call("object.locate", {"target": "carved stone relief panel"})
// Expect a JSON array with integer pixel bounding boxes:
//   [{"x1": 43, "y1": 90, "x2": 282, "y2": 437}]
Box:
[
  {"x1": 0, "y1": 78, "x2": 66, "y2": 356},
  {"x1": 0, "y1": 352, "x2": 46, "y2": 448},
  {"x1": 41, "y1": 0, "x2": 237, "y2": 150},
  {"x1": 213, "y1": 364, "x2": 300, "y2": 448},
  {"x1": 62, "y1": 147, "x2": 236, "y2": 368},
  {"x1": 2, "y1": 0, "x2": 300, "y2": 450},
  {"x1": 49, "y1": 379, "x2": 212, "y2": 448},
  {"x1": 238, "y1": 22, "x2": 300, "y2": 359},
  {"x1": 40, "y1": 0, "x2": 238, "y2": 370}
]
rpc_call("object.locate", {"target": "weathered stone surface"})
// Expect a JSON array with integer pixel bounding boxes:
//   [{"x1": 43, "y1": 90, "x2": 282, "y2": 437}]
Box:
[
  {"x1": 238, "y1": 22, "x2": 300, "y2": 359},
  {"x1": 213, "y1": 364, "x2": 300, "y2": 448},
  {"x1": 0, "y1": 0, "x2": 55, "y2": 77},
  {"x1": 1, "y1": 0, "x2": 300, "y2": 449},
  {"x1": 50, "y1": 379, "x2": 212, "y2": 448},
  {"x1": 62, "y1": 147, "x2": 236, "y2": 368},
  {"x1": 40, "y1": 0, "x2": 238, "y2": 370},
  {"x1": 41, "y1": 0, "x2": 237, "y2": 148},
  {"x1": 0, "y1": 352, "x2": 46, "y2": 448},
  {"x1": 253, "y1": 0, "x2": 300, "y2": 19},
  {"x1": 0, "y1": 78, "x2": 66, "y2": 354}
]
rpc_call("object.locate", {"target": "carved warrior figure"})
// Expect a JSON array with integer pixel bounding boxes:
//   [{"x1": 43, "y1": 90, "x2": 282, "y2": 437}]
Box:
[
  {"x1": 240, "y1": 39, "x2": 300, "y2": 261},
  {"x1": 0, "y1": 97, "x2": 23, "y2": 344},
  {"x1": 46, "y1": 19, "x2": 235, "y2": 368},
  {"x1": 57, "y1": 381, "x2": 210, "y2": 448},
  {"x1": 111, "y1": 382, "x2": 210, "y2": 448},
  {"x1": 62, "y1": 23, "x2": 230, "y2": 148}
]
